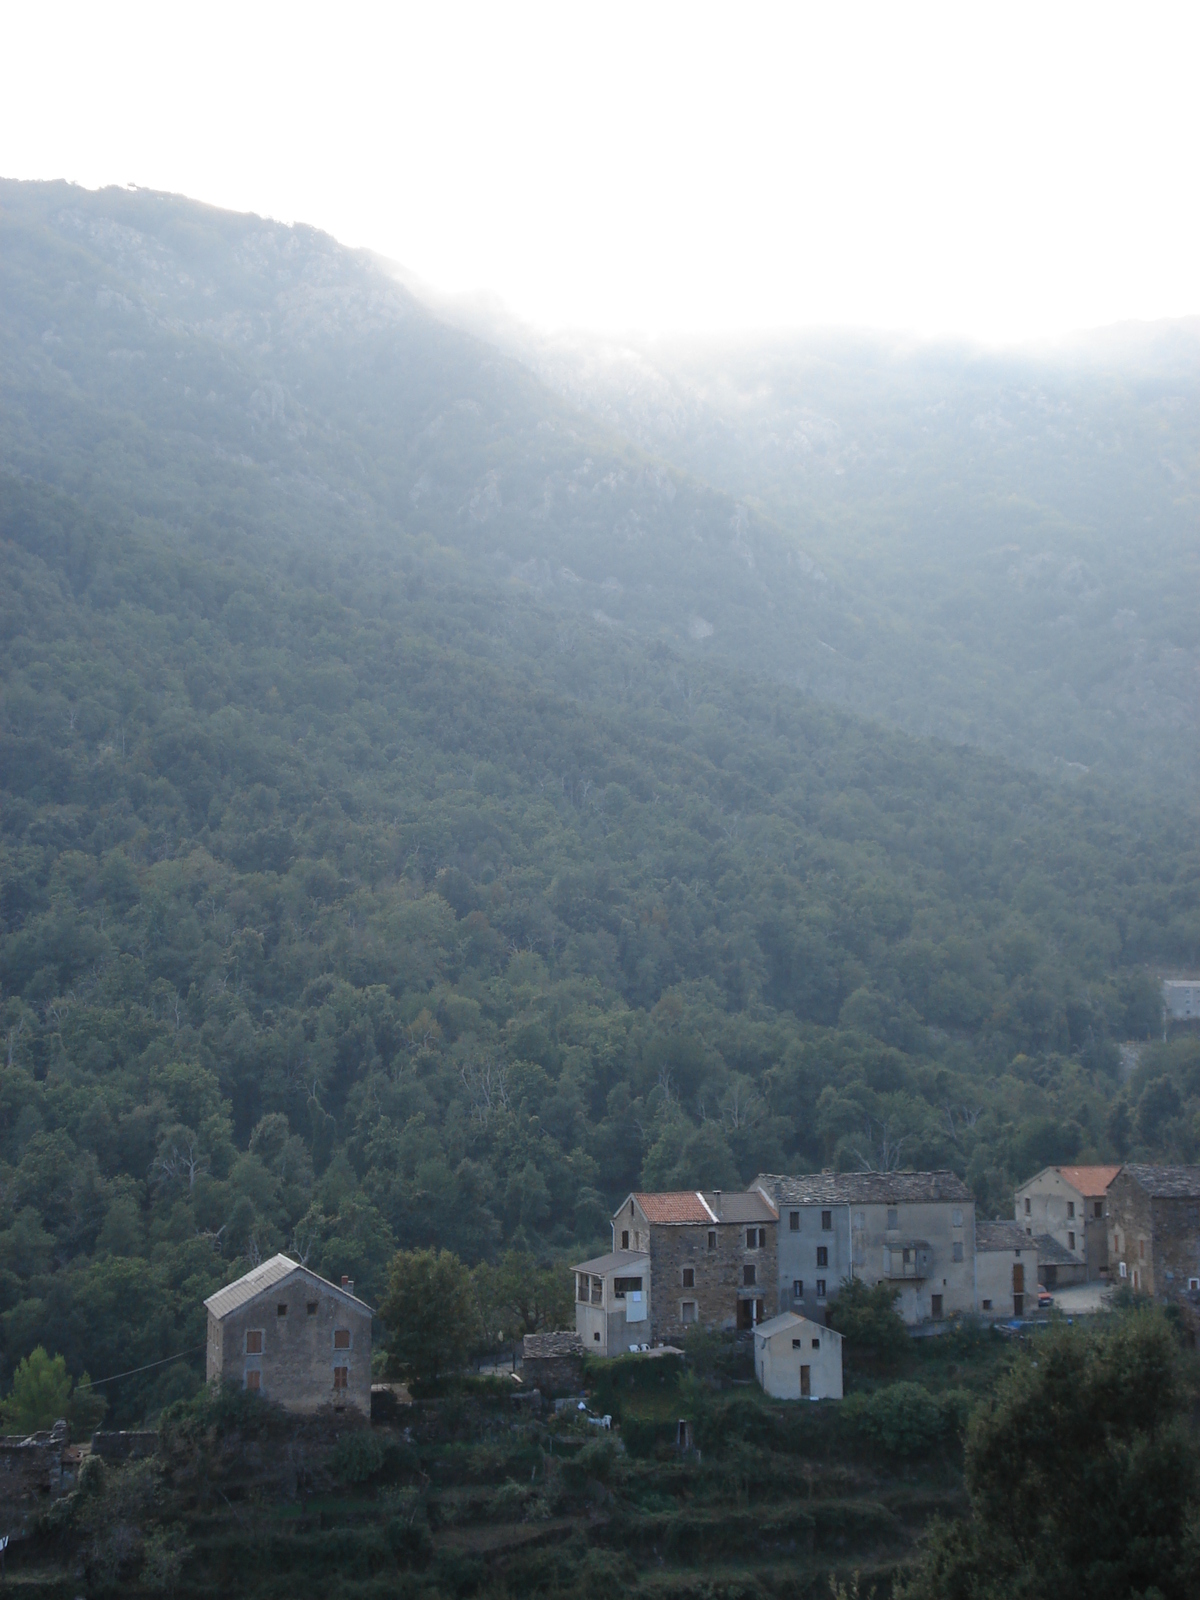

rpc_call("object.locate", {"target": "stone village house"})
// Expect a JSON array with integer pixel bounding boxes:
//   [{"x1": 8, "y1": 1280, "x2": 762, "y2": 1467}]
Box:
[
  {"x1": 205, "y1": 1253, "x2": 373, "y2": 1416},
  {"x1": 754, "y1": 1312, "x2": 843, "y2": 1401},
  {"x1": 753, "y1": 1171, "x2": 975, "y2": 1326},
  {"x1": 574, "y1": 1190, "x2": 779, "y2": 1352},
  {"x1": 974, "y1": 1221, "x2": 1039, "y2": 1317},
  {"x1": 1014, "y1": 1164, "x2": 1120, "y2": 1284},
  {"x1": 1107, "y1": 1165, "x2": 1200, "y2": 1325}
]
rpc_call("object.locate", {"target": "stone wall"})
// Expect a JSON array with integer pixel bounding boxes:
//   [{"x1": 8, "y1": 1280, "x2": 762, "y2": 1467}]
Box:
[
  {"x1": 648, "y1": 1221, "x2": 778, "y2": 1343},
  {"x1": 522, "y1": 1332, "x2": 583, "y2": 1394},
  {"x1": 0, "y1": 1420, "x2": 70, "y2": 1539},
  {"x1": 210, "y1": 1277, "x2": 372, "y2": 1416},
  {"x1": 1108, "y1": 1173, "x2": 1157, "y2": 1295}
]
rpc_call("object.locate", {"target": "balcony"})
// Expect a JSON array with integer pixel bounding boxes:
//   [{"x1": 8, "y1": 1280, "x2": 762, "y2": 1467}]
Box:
[{"x1": 883, "y1": 1242, "x2": 932, "y2": 1280}]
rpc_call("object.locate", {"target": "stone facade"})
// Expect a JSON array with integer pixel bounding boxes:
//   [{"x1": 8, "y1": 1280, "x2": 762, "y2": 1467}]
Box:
[
  {"x1": 1108, "y1": 1166, "x2": 1200, "y2": 1321},
  {"x1": 522, "y1": 1331, "x2": 584, "y2": 1394},
  {"x1": 1014, "y1": 1165, "x2": 1118, "y2": 1282},
  {"x1": 975, "y1": 1220, "x2": 1038, "y2": 1317},
  {"x1": 205, "y1": 1254, "x2": 373, "y2": 1417},
  {"x1": 756, "y1": 1171, "x2": 975, "y2": 1326},
  {"x1": 613, "y1": 1191, "x2": 779, "y2": 1343},
  {"x1": 0, "y1": 1420, "x2": 73, "y2": 1539}
]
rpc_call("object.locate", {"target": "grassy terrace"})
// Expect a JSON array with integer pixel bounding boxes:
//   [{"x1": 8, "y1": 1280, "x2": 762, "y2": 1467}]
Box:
[{"x1": 7, "y1": 1326, "x2": 1016, "y2": 1599}]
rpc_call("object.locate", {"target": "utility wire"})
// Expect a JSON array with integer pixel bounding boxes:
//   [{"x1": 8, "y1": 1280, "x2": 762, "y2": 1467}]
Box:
[{"x1": 76, "y1": 1344, "x2": 206, "y2": 1389}]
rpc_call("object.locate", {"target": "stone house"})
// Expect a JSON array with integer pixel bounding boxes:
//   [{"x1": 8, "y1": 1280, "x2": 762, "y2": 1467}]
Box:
[
  {"x1": 598, "y1": 1190, "x2": 779, "y2": 1346},
  {"x1": 1, "y1": 1419, "x2": 76, "y2": 1541},
  {"x1": 521, "y1": 1331, "x2": 584, "y2": 1393},
  {"x1": 975, "y1": 1220, "x2": 1039, "y2": 1317},
  {"x1": 205, "y1": 1253, "x2": 373, "y2": 1416},
  {"x1": 754, "y1": 1171, "x2": 975, "y2": 1326},
  {"x1": 1107, "y1": 1165, "x2": 1200, "y2": 1317},
  {"x1": 1163, "y1": 980, "x2": 1200, "y2": 1025},
  {"x1": 1014, "y1": 1164, "x2": 1119, "y2": 1282},
  {"x1": 754, "y1": 1311, "x2": 843, "y2": 1401}
]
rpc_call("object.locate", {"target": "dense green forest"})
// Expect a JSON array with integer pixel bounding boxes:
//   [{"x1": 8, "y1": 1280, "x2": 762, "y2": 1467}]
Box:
[{"x1": 1, "y1": 181, "x2": 1199, "y2": 1433}]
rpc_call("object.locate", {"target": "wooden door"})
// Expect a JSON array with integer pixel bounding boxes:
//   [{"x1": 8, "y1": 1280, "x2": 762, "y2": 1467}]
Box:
[
  {"x1": 931, "y1": 1294, "x2": 943, "y2": 1320},
  {"x1": 800, "y1": 1365, "x2": 811, "y2": 1398},
  {"x1": 1012, "y1": 1263, "x2": 1024, "y2": 1293}
]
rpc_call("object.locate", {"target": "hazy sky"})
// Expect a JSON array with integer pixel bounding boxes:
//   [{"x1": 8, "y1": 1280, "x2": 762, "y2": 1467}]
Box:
[{"x1": 3, "y1": 1, "x2": 1197, "y2": 342}]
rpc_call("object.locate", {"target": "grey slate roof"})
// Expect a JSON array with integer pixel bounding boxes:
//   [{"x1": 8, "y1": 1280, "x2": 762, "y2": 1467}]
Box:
[
  {"x1": 700, "y1": 1190, "x2": 779, "y2": 1224},
  {"x1": 975, "y1": 1221, "x2": 1033, "y2": 1253},
  {"x1": 203, "y1": 1253, "x2": 373, "y2": 1318},
  {"x1": 1034, "y1": 1233, "x2": 1079, "y2": 1266},
  {"x1": 571, "y1": 1249, "x2": 648, "y2": 1275},
  {"x1": 755, "y1": 1170, "x2": 972, "y2": 1206},
  {"x1": 522, "y1": 1332, "x2": 584, "y2": 1359},
  {"x1": 1120, "y1": 1165, "x2": 1200, "y2": 1199}
]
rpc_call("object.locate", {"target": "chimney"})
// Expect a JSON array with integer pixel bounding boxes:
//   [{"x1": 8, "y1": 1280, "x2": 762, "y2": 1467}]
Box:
[
  {"x1": 341, "y1": 1275, "x2": 354, "y2": 1296},
  {"x1": 713, "y1": 1189, "x2": 722, "y2": 1219}
]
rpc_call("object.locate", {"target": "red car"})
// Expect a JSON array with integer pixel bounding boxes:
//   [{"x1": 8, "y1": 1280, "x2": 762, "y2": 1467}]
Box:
[{"x1": 1037, "y1": 1284, "x2": 1053, "y2": 1308}]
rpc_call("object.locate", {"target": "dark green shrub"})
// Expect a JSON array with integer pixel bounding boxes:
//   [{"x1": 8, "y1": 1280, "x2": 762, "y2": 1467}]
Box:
[{"x1": 332, "y1": 1428, "x2": 386, "y2": 1483}]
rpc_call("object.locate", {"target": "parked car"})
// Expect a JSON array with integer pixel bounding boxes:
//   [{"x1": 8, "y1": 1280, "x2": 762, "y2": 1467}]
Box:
[{"x1": 1037, "y1": 1284, "x2": 1053, "y2": 1308}]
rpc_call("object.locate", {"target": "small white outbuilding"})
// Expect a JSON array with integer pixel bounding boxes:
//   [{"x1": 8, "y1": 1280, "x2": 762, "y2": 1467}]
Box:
[{"x1": 753, "y1": 1311, "x2": 843, "y2": 1401}]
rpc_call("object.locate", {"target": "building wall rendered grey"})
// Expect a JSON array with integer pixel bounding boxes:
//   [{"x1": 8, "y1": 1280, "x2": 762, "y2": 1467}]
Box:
[{"x1": 207, "y1": 1277, "x2": 371, "y2": 1416}]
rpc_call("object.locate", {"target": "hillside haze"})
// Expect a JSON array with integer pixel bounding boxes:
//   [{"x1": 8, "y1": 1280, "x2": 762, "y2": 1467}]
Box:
[{"x1": 0, "y1": 180, "x2": 1198, "y2": 1426}]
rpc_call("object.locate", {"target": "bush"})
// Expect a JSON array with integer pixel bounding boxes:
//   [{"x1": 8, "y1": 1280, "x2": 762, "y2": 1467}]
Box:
[
  {"x1": 825, "y1": 1280, "x2": 908, "y2": 1370},
  {"x1": 846, "y1": 1381, "x2": 968, "y2": 1457},
  {"x1": 332, "y1": 1428, "x2": 386, "y2": 1484}
]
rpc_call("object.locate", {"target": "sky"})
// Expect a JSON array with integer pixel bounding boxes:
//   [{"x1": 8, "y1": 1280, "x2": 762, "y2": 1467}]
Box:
[{"x1": 2, "y1": 0, "x2": 1197, "y2": 343}]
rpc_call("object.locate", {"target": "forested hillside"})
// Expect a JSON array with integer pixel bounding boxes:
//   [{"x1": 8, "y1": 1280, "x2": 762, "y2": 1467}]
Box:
[
  {"x1": 1, "y1": 181, "x2": 1199, "y2": 1423},
  {"x1": 461, "y1": 314, "x2": 1200, "y2": 789}
]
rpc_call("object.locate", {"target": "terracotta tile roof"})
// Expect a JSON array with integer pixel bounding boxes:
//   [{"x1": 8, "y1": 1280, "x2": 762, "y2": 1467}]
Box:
[
  {"x1": 1054, "y1": 1165, "x2": 1122, "y2": 1196},
  {"x1": 633, "y1": 1191, "x2": 715, "y2": 1224}
]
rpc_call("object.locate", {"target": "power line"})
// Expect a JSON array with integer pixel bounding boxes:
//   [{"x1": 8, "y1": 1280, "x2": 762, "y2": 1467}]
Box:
[{"x1": 76, "y1": 1344, "x2": 206, "y2": 1389}]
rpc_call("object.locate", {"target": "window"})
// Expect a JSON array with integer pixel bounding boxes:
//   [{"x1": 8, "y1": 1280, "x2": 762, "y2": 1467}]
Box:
[
  {"x1": 952, "y1": 1208, "x2": 963, "y2": 1227},
  {"x1": 682, "y1": 1267, "x2": 695, "y2": 1289},
  {"x1": 594, "y1": 1331, "x2": 601, "y2": 1341},
  {"x1": 1068, "y1": 1232, "x2": 1076, "y2": 1251},
  {"x1": 816, "y1": 1246, "x2": 828, "y2": 1268},
  {"x1": 307, "y1": 1301, "x2": 318, "y2": 1316},
  {"x1": 245, "y1": 1369, "x2": 261, "y2": 1391},
  {"x1": 953, "y1": 1242, "x2": 964, "y2": 1262},
  {"x1": 1139, "y1": 1240, "x2": 1145, "y2": 1259},
  {"x1": 981, "y1": 1298, "x2": 993, "y2": 1311},
  {"x1": 614, "y1": 1276, "x2": 643, "y2": 1298},
  {"x1": 821, "y1": 1210, "x2": 832, "y2": 1231},
  {"x1": 931, "y1": 1294, "x2": 943, "y2": 1320},
  {"x1": 277, "y1": 1303, "x2": 288, "y2": 1317},
  {"x1": 887, "y1": 1208, "x2": 898, "y2": 1229},
  {"x1": 789, "y1": 1211, "x2": 800, "y2": 1231},
  {"x1": 746, "y1": 1228, "x2": 759, "y2": 1248},
  {"x1": 246, "y1": 1330, "x2": 263, "y2": 1354},
  {"x1": 1067, "y1": 1201, "x2": 1075, "y2": 1219},
  {"x1": 1024, "y1": 1198, "x2": 1031, "y2": 1215},
  {"x1": 334, "y1": 1329, "x2": 351, "y2": 1349},
  {"x1": 621, "y1": 1230, "x2": 629, "y2": 1250},
  {"x1": 1119, "y1": 1262, "x2": 1128, "y2": 1279},
  {"x1": 635, "y1": 1231, "x2": 642, "y2": 1250},
  {"x1": 708, "y1": 1230, "x2": 717, "y2": 1251},
  {"x1": 1190, "y1": 1279, "x2": 1200, "y2": 1292},
  {"x1": 743, "y1": 1265, "x2": 757, "y2": 1287},
  {"x1": 792, "y1": 1338, "x2": 801, "y2": 1349},
  {"x1": 591, "y1": 1275, "x2": 603, "y2": 1305},
  {"x1": 1094, "y1": 1201, "x2": 1103, "y2": 1219},
  {"x1": 816, "y1": 1279, "x2": 827, "y2": 1300},
  {"x1": 333, "y1": 1366, "x2": 348, "y2": 1390},
  {"x1": 577, "y1": 1274, "x2": 589, "y2": 1302},
  {"x1": 811, "y1": 1338, "x2": 820, "y2": 1350},
  {"x1": 681, "y1": 1300, "x2": 697, "y2": 1323},
  {"x1": 792, "y1": 1279, "x2": 804, "y2": 1299}
]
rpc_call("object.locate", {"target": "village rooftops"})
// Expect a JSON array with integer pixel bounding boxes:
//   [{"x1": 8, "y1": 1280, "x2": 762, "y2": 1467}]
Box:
[
  {"x1": 1022, "y1": 1164, "x2": 1122, "y2": 1196},
  {"x1": 625, "y1": 1190, "x2": 778, "y2": 1225},
  {"x1": 755, "y1": 1171, "x2": 973, "y2": 1206},
  {"x1": 1034, "y1": 1233, "x2": 1079, "y2": 1266},
  {"x1": 753, "y1": 1310, "x2": 815, "y2": 1340},
  {"x1": 1119, "y1": 1165, "x2": 1200, "y2": 1199},
  {"x1": 975, "y1": 1221, "x2": 1032, "y2": 1252},
  {"x1": 203, "y1": 1253, "x2": 373, "y2": 1319},
  {"x1": 571, "y1": 1248, "x2": 648, "y2": 1276}
]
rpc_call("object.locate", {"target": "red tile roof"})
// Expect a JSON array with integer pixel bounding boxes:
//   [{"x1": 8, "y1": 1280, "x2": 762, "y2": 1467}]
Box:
[
  {"x1": 1056, "y1": 1165, "x2": 1122, "y2": 1196},
  {"x1": 633, "y1": 1191, "x2": 715, "y2": 1224}
]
